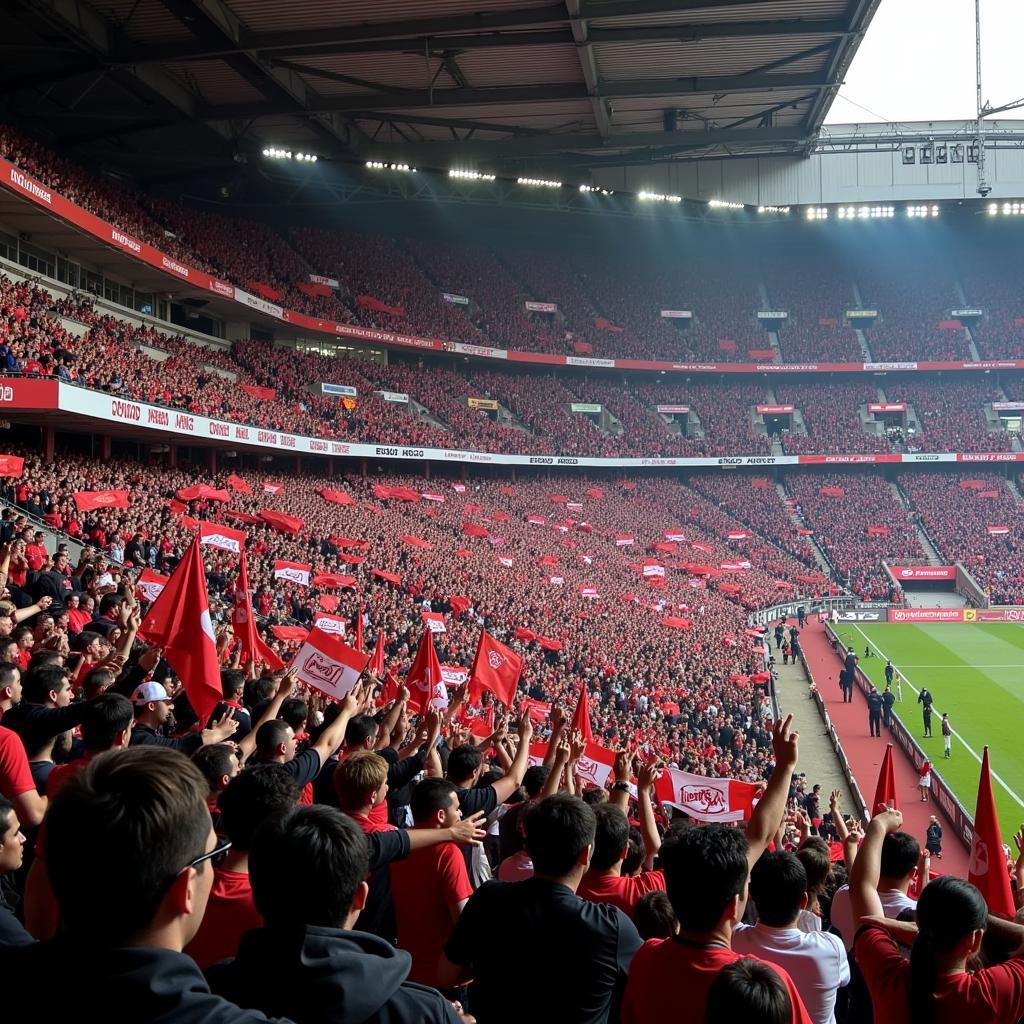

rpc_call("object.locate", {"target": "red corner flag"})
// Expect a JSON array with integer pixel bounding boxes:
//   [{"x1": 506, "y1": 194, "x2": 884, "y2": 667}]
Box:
[
  {"x1": 231, "y1": 550, "x2": 284, "y2": 675},
  {"x1": 139, "y1": 535, "x2": 222, "y2": 726},
  {"x1": 571, "y1": 682, "x2": 594, "y2": 743},
  {"x1": 355, "y1": 602, "x2": 365, "y2": 653},
  {"x1": 406, "y1": 628, "x2": 445, "y2": 713},
  {"x1": 468, "y1": 630, "x2": 522, "y2": 707},
  {"x1": 368, "y1": 631, "x2": 385, "y2": 677},
  {"x1": 872, "y1": 744, "x2": 898, "y2": 815},
  {"x1": 969, "y1": 747, "x2": 1015, "y2": 917}
]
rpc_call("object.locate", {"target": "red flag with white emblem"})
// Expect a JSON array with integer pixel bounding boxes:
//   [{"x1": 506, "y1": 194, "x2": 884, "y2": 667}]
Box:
[
  {"x1": 406, "y1": 628, "x2": 447, "y2": 712},
  {"x1": 969, "y1": 747, "x2": 1015, "y2": 916},
  {"x1": 468, "y1": 630, "x2": 522, "y2": 707}
]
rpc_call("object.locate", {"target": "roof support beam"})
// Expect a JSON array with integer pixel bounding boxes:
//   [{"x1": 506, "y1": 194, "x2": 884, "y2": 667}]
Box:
[{"x1": 566, "y1": 0, "x2": 610, "y2": 138}]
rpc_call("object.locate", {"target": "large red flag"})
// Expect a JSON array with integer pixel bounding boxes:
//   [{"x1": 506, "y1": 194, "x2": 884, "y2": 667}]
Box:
[
  {"x1": 872, "y1": 744, "x2": 898, "y2": 815},
  {"x1": 406, "y1": 628, "x2": 446, "y2": 712},
  {"x1": 368, "y1": 631, "x2": 385, "y2": 676},
  {"x1": 139, "y1": 536, "x2": 222, "y2": 726},
  {"x1": 231, "y1": 550, "x2": 284, "y2": 674},
  {"x1": 571, "y1": 682, "x2": 594, "y2": 743},
  {"x1": 468, "y1": 630, "x2": 522, "y2": 707},
  {"x1": 355, "y1": 602, "x2": 364, "y2": 653},
  {"x1": 969, "y1": 747, "x2": 1015, "y2": 917}
]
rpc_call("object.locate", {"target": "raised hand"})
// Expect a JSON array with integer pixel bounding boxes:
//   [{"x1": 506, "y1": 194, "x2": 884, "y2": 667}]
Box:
[{"x1": 770, "y1": 714, "x2": 799, "y2": 769}]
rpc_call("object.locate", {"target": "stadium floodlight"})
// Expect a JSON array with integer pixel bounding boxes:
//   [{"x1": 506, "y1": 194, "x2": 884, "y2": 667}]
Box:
[
  {"x1": 638, "y1": 190, "x2": 682, "y2": 204},
  {"x1": 805, "y1": 206, "x2": 828, "y2": 220},
  {"x1": 906, "y1": 204, "x2": 940, "y2": 218},
  {"x1": 997, "y1": 201, "x2": 1024, "y2": 216},
  {"x1": 757, "y1": 205, "x2": 790, "y2": 215},
  {"x1": 708, "y1": 199, "x2": 744, "y2": 210},
  {"x1": 988, "y1": 202, "x2": 999, "y2": 215},
  {"x1": 366, "y1": 161, "x2": 415, "y2": 172},
  {"x1": 517, "y1": 176, "x2": 562, "y2": 188},
  {"x1": 263, "y1": 148, "x2": 316, "y2": 162},
  {"x1": 836, "y1": 205, "x2": 894, "y2": 220},
  {"x1": 449, "y1": 169, "x2": 496, "y2": 181},
  {"x1": 579, "y1": 184, "x2": 614, "y2": 195}
]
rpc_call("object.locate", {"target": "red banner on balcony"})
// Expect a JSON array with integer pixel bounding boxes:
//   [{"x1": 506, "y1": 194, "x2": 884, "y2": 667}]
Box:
[
  {"x1": 935, "y1": 319, "x2": 963, "y2": 330},
  {"x1": 718, "y1": 339, "x2": 737, "y2": 350},
  {"x1": 987, "y1": 525, "x2": 1010, "y2": 535},
  {"x1": 867, "y1": 403, "x2": 907, "y2": 413},
  {"x1": 246, "y1": 281, "x2": 283, "y2": 301},
  {"x1": 819, "y1": 318, "x2": 838, "y2": 326},
  {"x1": 594, "y1": 317, "x2": 624, "y2": 332},
  {"x1": 296, "y1": 281, "x2": 332, "y2": 298},
  {"x1": 748, "y1": 349, "x2": 776, "y2": 360},
  {"x1": 756, "y1": 404, "x2": 794, "y2": 414},
  {"x1": 889, "y1": 565, "x2": 956, "y2": 581},
  {"x1": 978, "y1": 489, "x2": 999, "y2": 498},
  {"x1": 867, "y1": 525, "x2": 889, "y2": 535},
  {"x1": 819, "y1": 486, "x2": 845, "y2": 497},
  {"x1": 573, "y1": 340, "x2": 593, "y2": 355},
  {"x1": 239, "y1": 384, "x2": 276, "y2": 401},
  {"x1": 356, "y1": 294, "x2": 404, "y2": 317}
]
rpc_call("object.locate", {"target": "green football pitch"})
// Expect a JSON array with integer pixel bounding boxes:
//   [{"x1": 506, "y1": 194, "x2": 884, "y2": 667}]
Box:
[{"x1": 831, "y1": 621, "x2": 1024, "y2": 842}]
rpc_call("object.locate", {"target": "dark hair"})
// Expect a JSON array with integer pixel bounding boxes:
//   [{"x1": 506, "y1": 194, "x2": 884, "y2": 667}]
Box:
[
  {"x1": 634, "y1": 890, "x2": 677, "y2": 940},
  {"x1": 279, "y1": 698, "x2": 308, "y2": 732},
  {"x1": 796, "y1": 837, "x2": 831, "y2": 901},
  {"x1": 80, "y1": 693, "x2": 134, "y2": 751},
  {"x1": 706, "y1": 958, "x2": 792, "y2": 1024},
  {"x1": 191, "y1": 743, "x2": 237, "y2": 792},
  {"x1": 250, "y1": 805, "x2": 367, "y2": 928},
  {"x1": 522, "y1": 764, "x2": 550, "y2": 798},
  {"x1": 524, "y1": 794, "x2": 596, "y2": 877},
  {"x1": 622, "y1": 826, "x2": 645, "y2": 876},
  {"x1": 244, "y1": 676, "x2": 275, "y2": 708},
  {"x1": 580, "y1": 786, "x2": 608, "y2": 806},
  {"x1": 446, "y1": 744, "x2": 483, "y2": 784},
  {"x1": 27, "y1": 649, "x2": 63, "y2": 671},
  {"x1": 408, "y1": 778, "x2": 456, "y2": 825},
  {"x1": 0, "y1": 664, "x2": 17, "y2": 690},
  {"x1": 72, "y1": 631, "x2": 102, "y2": 653},
  {"x1": 254, "y1": 719, "x2": 291, "y2": 758},
  {"x1": 98, "y1": 593, "x2": 122, "y2": 617},
  {"x1": 220, "y1": 668, "x2": 245, "y2": 700},
  {"x1": 662, "y1": 824, "x2": 749, "y2": 933},
  {"x1": 82, "y1": 667, "x2": 115, "y2": 699},
  {"x1": 344, "y1": 713, "x2": 378, "y2": 748},
  {"x1": 0, "y1": 794, "x2": 11, "y2": 835},
  {"x1": 880, "y1": 831, "x2": 920, "y2": 880},
  {"x1": 750, "y1": 852, "x2": 807, "y2": 927},
  {"x1": 909, "y1": 877, "x2": 987, "y2": 1024},
  {"x1": 590, "y1": 803, "x2": 631, "y2": 872},
  {"x1": 218, "y1": 764, "x2": 300, "y2": 850},
  {"x1": 22, "y1": 664, "x2": 70, "y2": 705},
  {"x1": 45, "y1": 748, "x2": 211, "y2": 944}
]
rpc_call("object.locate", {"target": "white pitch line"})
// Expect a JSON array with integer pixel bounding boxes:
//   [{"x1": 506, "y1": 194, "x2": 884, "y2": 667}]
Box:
[
  {"x1": 895, "y1": 664, "x2": 1024, "y2": 670},
  {"x1": 846, "y1": 624, "x2": 1024, "y2": 809}
]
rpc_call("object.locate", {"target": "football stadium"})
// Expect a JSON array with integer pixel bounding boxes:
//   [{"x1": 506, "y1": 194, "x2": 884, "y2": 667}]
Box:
[{"x1": 3, "y1": 0, "x2": 1024, "y2": 1019}]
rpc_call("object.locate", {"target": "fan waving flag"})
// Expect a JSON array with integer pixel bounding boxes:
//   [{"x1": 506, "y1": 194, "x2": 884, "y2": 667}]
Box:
[
  {"x1": 969, "y1": 747, "x2": 1016, "y2": 917},
  {"x1": 273, "y1": 560, "x2": 311, "y2": 586},
  {"x1": 406, "y1": 628, "x2": 447, "y2": 712},
  {"x1": 368, "y1": 632, "x2": 385, "y2": 676},
  {"x1": 468, "y1": 630, "x2": 523, "y2": 707},
  {"x1": 139, "y1": 535, "x2": 222, "y2": 726},
  {"x1": 355, "y1": 602, "x2": 365, "y2": 653},
  {"x1": 135, "y1": 568, "x2": 169, "y2": 604},
  {"x1": 74, "y1": 489, "x2": 130, "y2": 512},
  {"x1": 0, "y1": 455, "x2": 24, "y2": 478},
  {"x1": 231, "y1": 549, "x2": 284, "y2": 672},
  {"x1": 655, "y1": 766, "x2": 759, "y2": 823},
  {"x1": 872, "y1": 744, "x2": 898, "y2": 814},
  {"x1": 575, "y1": 742, "x2": 616, "y2": 789},
  {"x1": 199, "y1": 520, "x2": 246, "y2": 554},
  {"x1": 571, "y1": 683, "x2": 594, "y2": 743},
  {"x1": 289, "y1": 627, "x2": 370, "y2": 702}
]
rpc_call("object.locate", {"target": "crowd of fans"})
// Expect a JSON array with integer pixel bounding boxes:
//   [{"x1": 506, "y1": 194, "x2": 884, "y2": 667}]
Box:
[{"x1": 775, "y1": 382, "x2": 891, "y2": 455}]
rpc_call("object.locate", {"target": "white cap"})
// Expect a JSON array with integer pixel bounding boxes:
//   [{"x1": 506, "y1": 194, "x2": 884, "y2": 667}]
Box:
[{"x1": 131, "y1": 681, "x2": 171, "y2": 704}]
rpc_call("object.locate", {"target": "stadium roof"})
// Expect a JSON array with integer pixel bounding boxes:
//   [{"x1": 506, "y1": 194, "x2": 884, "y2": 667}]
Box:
[{"x1": 4, "y1": 0, "x2": 880, "y2": 183}]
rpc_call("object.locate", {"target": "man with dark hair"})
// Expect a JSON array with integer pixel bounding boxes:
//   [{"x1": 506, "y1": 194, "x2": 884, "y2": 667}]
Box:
[
  {"x1": 733, "y1": 852, "x2": 849, "y2": 1024},
  {"x1": 186, "y1": 764, "x2": 301, "y2": 969},
  {"x1": 0, "y1": 748, "x2": 282, "y2": 1020},
  {"x1": 207, "y1": 804, "x2": 462, "y2": 1023},
  {"x1": 0, "y1": 794, "x2": 31, "y2": 946},
  {"x1": 45, "y1": 692, "x2": 134, "y2": 796},
  {"x1": 278, "y1": 699, "x2": 308, "y2": 740},
  {"x1": 621, "y1": 715, "x2": 812, "y2": 1024},
  {"x1": 497, "y1": 763, "x2": 549, "y2": 863},
  {"x1": 214, "y1": 668, "x2": 252, "y2": 740},
  {"x1": 130, "y1": 680, "x2": 238, "y2": 752},
  {"x1": 0, "y1": 665, "x2": 47, "y2": 828},
  {"x1": 390, "y1": 778, "x2": 474, "y2": 988},
  {"x1": 192, "y1": 743, "x2": 241, "y2": 816},
  {"x1": 439, "y1": 793, "x2": 642, "y2": 1023}
]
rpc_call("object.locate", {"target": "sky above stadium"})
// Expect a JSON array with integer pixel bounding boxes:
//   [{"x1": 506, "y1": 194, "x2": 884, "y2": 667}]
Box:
[{"x1": 826, "y1": 0, "x2": 1024, "y2": 123}]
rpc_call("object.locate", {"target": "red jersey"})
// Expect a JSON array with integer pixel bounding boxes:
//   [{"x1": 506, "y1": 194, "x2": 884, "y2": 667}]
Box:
[
  {"x1": 390, "y1": 841, "x2": 473, "y2": 987},
  {"x1": 855, "y1": 924, "x2": 1024, "y2": 1024},
  {"x1": 45, "y1": 756, "x2": 91, "y2": 797},
  {"x1": 185, "y1": 869, "x2": 261, "y2": 969},
  {"x1": 0, "y1": 724, "x2": 34, "y2": 799},
  {"x1": 352, "y1": 812, "x2": 395, "y2": 835},
  {"x1": 577, "y1": 869, "x2": 666, "y2": 918},
  {"x1": 622, "y1": 938, "x2": 813, "y2": 1024}
]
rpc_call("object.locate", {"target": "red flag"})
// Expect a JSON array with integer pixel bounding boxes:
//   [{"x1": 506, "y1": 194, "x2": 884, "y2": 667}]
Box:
[
  {"x1": 969, "y1": 747, "x2": 1015, "y2": 916},
  {"x1": 368, "y1": 631, "x2": 385, "y2": 676},
  {"x1": 139, "y1": 536, "x2": 222, "y2": 726},
  {"x1": 406, "y1": 628, "x2": 446, "y2": 713},
  {"x1": 73, "y1": 489, "x2": 130, "y2": 512},
  {"x1": 571, "y1": 683, "x2": 593, "y2": 743},
  {"x1": 468, "y1": 630, "x2": 523, "y2": 707},
  {"x1": 872, "y1": 744, "x2": 898, "y2": 814},
  {"x1": 226, "y1": 473, "x2": 252, "y2": 494},
  {"x1": 199, "y1": 520, "x2": 246, "y2": 554},
  {"x1": 289, "y1": 627, "x2": 369, "y2": 701},
  {"x1": 355, "y1": 602, "x2": 364, "y2": 653},
  {"x1": 0, "y1": 455, "x2": 24, "y2": 478},
  {"x1": 231, "y1": 550, "x2": 284, "y2": 673},
  {"x1": 259, "y1": 509, "x2": 304, "y2": 534}
]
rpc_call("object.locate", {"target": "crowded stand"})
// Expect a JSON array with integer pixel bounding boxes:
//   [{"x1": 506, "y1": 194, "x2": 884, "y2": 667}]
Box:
[
  {"x1": 956, "y1": 240, "x2": 1024, "y2": 360},
  {"x1": 783, "y1": 472, "x2": 924, "y2": 599},
  {"x1": 898, "y1": 471, "x2": 1024, "y2": 604},
  {"x1": 774, "y1": 382, "x2": 890, "y2": 455},
  {"x1": 886, "y1": 378, "x2": 1009, "y2": 452}
]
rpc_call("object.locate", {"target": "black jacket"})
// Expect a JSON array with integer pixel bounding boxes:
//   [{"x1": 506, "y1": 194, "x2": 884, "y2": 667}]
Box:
[
  {"x1": 206, "y1": 925, "x2": 460, "y2": 1024},
  {"x1": 0, "y1": 936, "x2": 284, "y2": 1022}
]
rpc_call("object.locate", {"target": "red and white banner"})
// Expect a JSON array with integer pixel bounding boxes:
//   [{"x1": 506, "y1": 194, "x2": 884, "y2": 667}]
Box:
[
  {"x1": 313, "y1": 613, "x2": 347, "y2": 636},
  {"x1": 440, "y1": 664, "x2": 469, "y2": 687},
  {"x1": 579, "y1": 586, "x2": 600, "y2": 599},
  {"x1": 655, "y1": 766, "x2": 759, "y2": 823},
  {"x1": 656, "y1": 404, "x2": 690, "y2": 414},
  {"x1": 547, "y1": 575, "x2": 564, "y2": 586},
  {"x1": 421, "y1": 492, "x2": 445, "y2": 503},
  {"x1": 273, "y1": 560, "x2": 311, "y2": 586},
  {"x1": 992, "y1": 402, "x2": 1024, "y2": 411},
  {"x1": 574, "y1": 742, "x2": 616, "y2": 789},
  {"x1": 756, "y1": 404, "x2": 795, "y2": 414},
  {"x1": 199, "y1": 520, "x2": 246, "y2": 554},
  {"x1": 642, "y1": 565, "x2": 665, "y2": 578},
  {"x1": 135, "y1": 568, "x2": 169, "y2": 603},
  {"x1": 889, "y1": 565, "x2": 956, "y2": 581},
  {"x1": 422, "y1": 611, "x2": 447, "y2": 633},
  {"x1": 888, "y1": 607, "x2": 969, "y2": 623},
  {"x1": 262, "y1": 481, "x2": 284, "y2": 494},
  {"x1": 525, "y1": 301, "x2": 557, "y2": 313},
  {"x1": 289, "y1": 627, "x2": 369, "y2": 700},
  {"x1": 987, "y1": 525, "x2": 1010, "y2": 535},
  {"x1": 868, "y1": 403, "x2": 907, "y2": 413},
  {"x1": 615, "y1": 535, "x2": 635, "y2": 547}
]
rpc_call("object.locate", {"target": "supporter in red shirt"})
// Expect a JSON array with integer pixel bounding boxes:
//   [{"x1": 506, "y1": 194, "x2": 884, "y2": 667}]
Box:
[
  {"x1": 25, "y1": 532, "x2": 47, "y2": 572},
  {"x1": 851, "y1": 807, "x2": 1024, "y2": 1024},
  {"x1": 578, "y1": 758, "x2": 665, "y2": 917},
  {"x1": 390, "y1": 778, "x2": 473, "y2": 988},
  {"x1": 334, "y1": 749, "x2": 393, "y2": 834},
  {"x1": 621, "y1": 716, "x2": 812, "y2": 1024},
  {"x1": 185, "y1": 763, "x2": 300, "y2": 969},
  {"x1": 45, "y1": 692, "x2": 133, "y2": 797},
  {"x1": 191, "y1": 742, "x2": 241, "y2": 820},
  {"x1": 0, "y1": 664, "x2": 45, "y2": 828}
]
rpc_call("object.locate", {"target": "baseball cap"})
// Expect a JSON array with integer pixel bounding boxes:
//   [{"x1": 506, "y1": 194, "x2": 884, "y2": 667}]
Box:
[{"x1": 131, "y1": 681, "x2": 171, "y2": 704}]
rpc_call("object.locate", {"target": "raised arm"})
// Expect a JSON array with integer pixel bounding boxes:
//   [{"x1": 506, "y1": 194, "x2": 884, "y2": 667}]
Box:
[
  {"x1": 310, "y1": 680, "x2": 373, "y2": 762},
  {"x1": 609, "y1": 749, "x2": 632, "y2": 811},
  {"x1": 746, "y1": 714, "x2": 799, "y2": 870},
  {"x1": 850, "y1": 809, "x2": 903, "y2": 925},
  {"x1": 540, "y1": 734, "x2": 570, "y2": 799},
  {"x1": 489, "y1": 709, "x2": 534, "y2": 804},
  {"x1": 830, "y1": 789, "x2": 849, "y2": 842},
  {"x1": 237, "y1": 672, "x2": 294, "y2": 761},
  {"x1": 637, "y1": 759, "x2": 663, "y2": 869}
]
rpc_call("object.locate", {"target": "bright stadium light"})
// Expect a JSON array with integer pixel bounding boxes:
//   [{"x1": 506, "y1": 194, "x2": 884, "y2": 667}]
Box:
[
  {"x1": 263, "y1": 148, "x2": 316, "y2": 162},
  {"x1": 638, "y1": 190, "x2": 682, "y2": 204},
  {"x1": 757, "y1": 205, "x2": 790, "y2": 214},
  {"x1": 906, "y1": 204, "x2": 940, "y2": 218},
  {"x1": 579, "y1": 184, "x2": 614, "y2": 195},
  {"x1": 805, "y1": 206, "x2": 829, "y2": 220},
  {"x1": 994, "y1": 201, "x2": 1024, "y2": 216},
  {"x1": 449, "y1": 169, "x2": 496, "y2": 181},
  {"x1": 517, "y1": 176, "x2": 562, "y2": 188},
  {"x1": 836, "y1": 205, "x2": 894, "y2": 220},
  {"x1": 366, "y1": 161, "x2": 416, "y2": 172},
  {"x1": 708, "y1": 199, "x2": 744, "y2": 210}
]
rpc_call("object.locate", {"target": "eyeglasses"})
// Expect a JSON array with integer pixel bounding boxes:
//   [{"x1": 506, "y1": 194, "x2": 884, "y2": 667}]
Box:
[{"x1": 162, "y1": 837, "x2": 232, "y2": 894}]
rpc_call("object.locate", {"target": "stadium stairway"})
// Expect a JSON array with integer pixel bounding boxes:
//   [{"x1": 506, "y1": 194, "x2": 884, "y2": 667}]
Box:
[
  {"x1": 888, "y1": 483, "x2": 944, "y2": 565},
  {"x1": 849, "y1": 281, "x2": 875, "y2": 361},
  {"x1": 799, "y1": 619, "x2": 969, "y2": 874},
  {"x1": 776, "y1": 483, "x2": 836, "y2": 578}
]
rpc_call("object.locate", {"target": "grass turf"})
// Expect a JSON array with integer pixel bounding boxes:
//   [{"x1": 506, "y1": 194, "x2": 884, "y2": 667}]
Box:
[{"x1": 831, "y1": 621, "x2": 1024, "y2": 841}]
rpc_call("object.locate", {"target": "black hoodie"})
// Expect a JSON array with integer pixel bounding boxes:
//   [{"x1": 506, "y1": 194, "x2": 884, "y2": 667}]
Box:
[
  {"x1": 206, "y1": 925, "x2": 460, "y2": 1024},
  {"x1": 0, "y1": 937, "x2": 284, "y2": 1022}
]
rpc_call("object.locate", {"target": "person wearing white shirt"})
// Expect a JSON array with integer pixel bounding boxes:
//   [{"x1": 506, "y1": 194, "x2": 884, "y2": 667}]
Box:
[{"x1": 734, "y1": 852, "x2": 850, "y2": 1024}]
